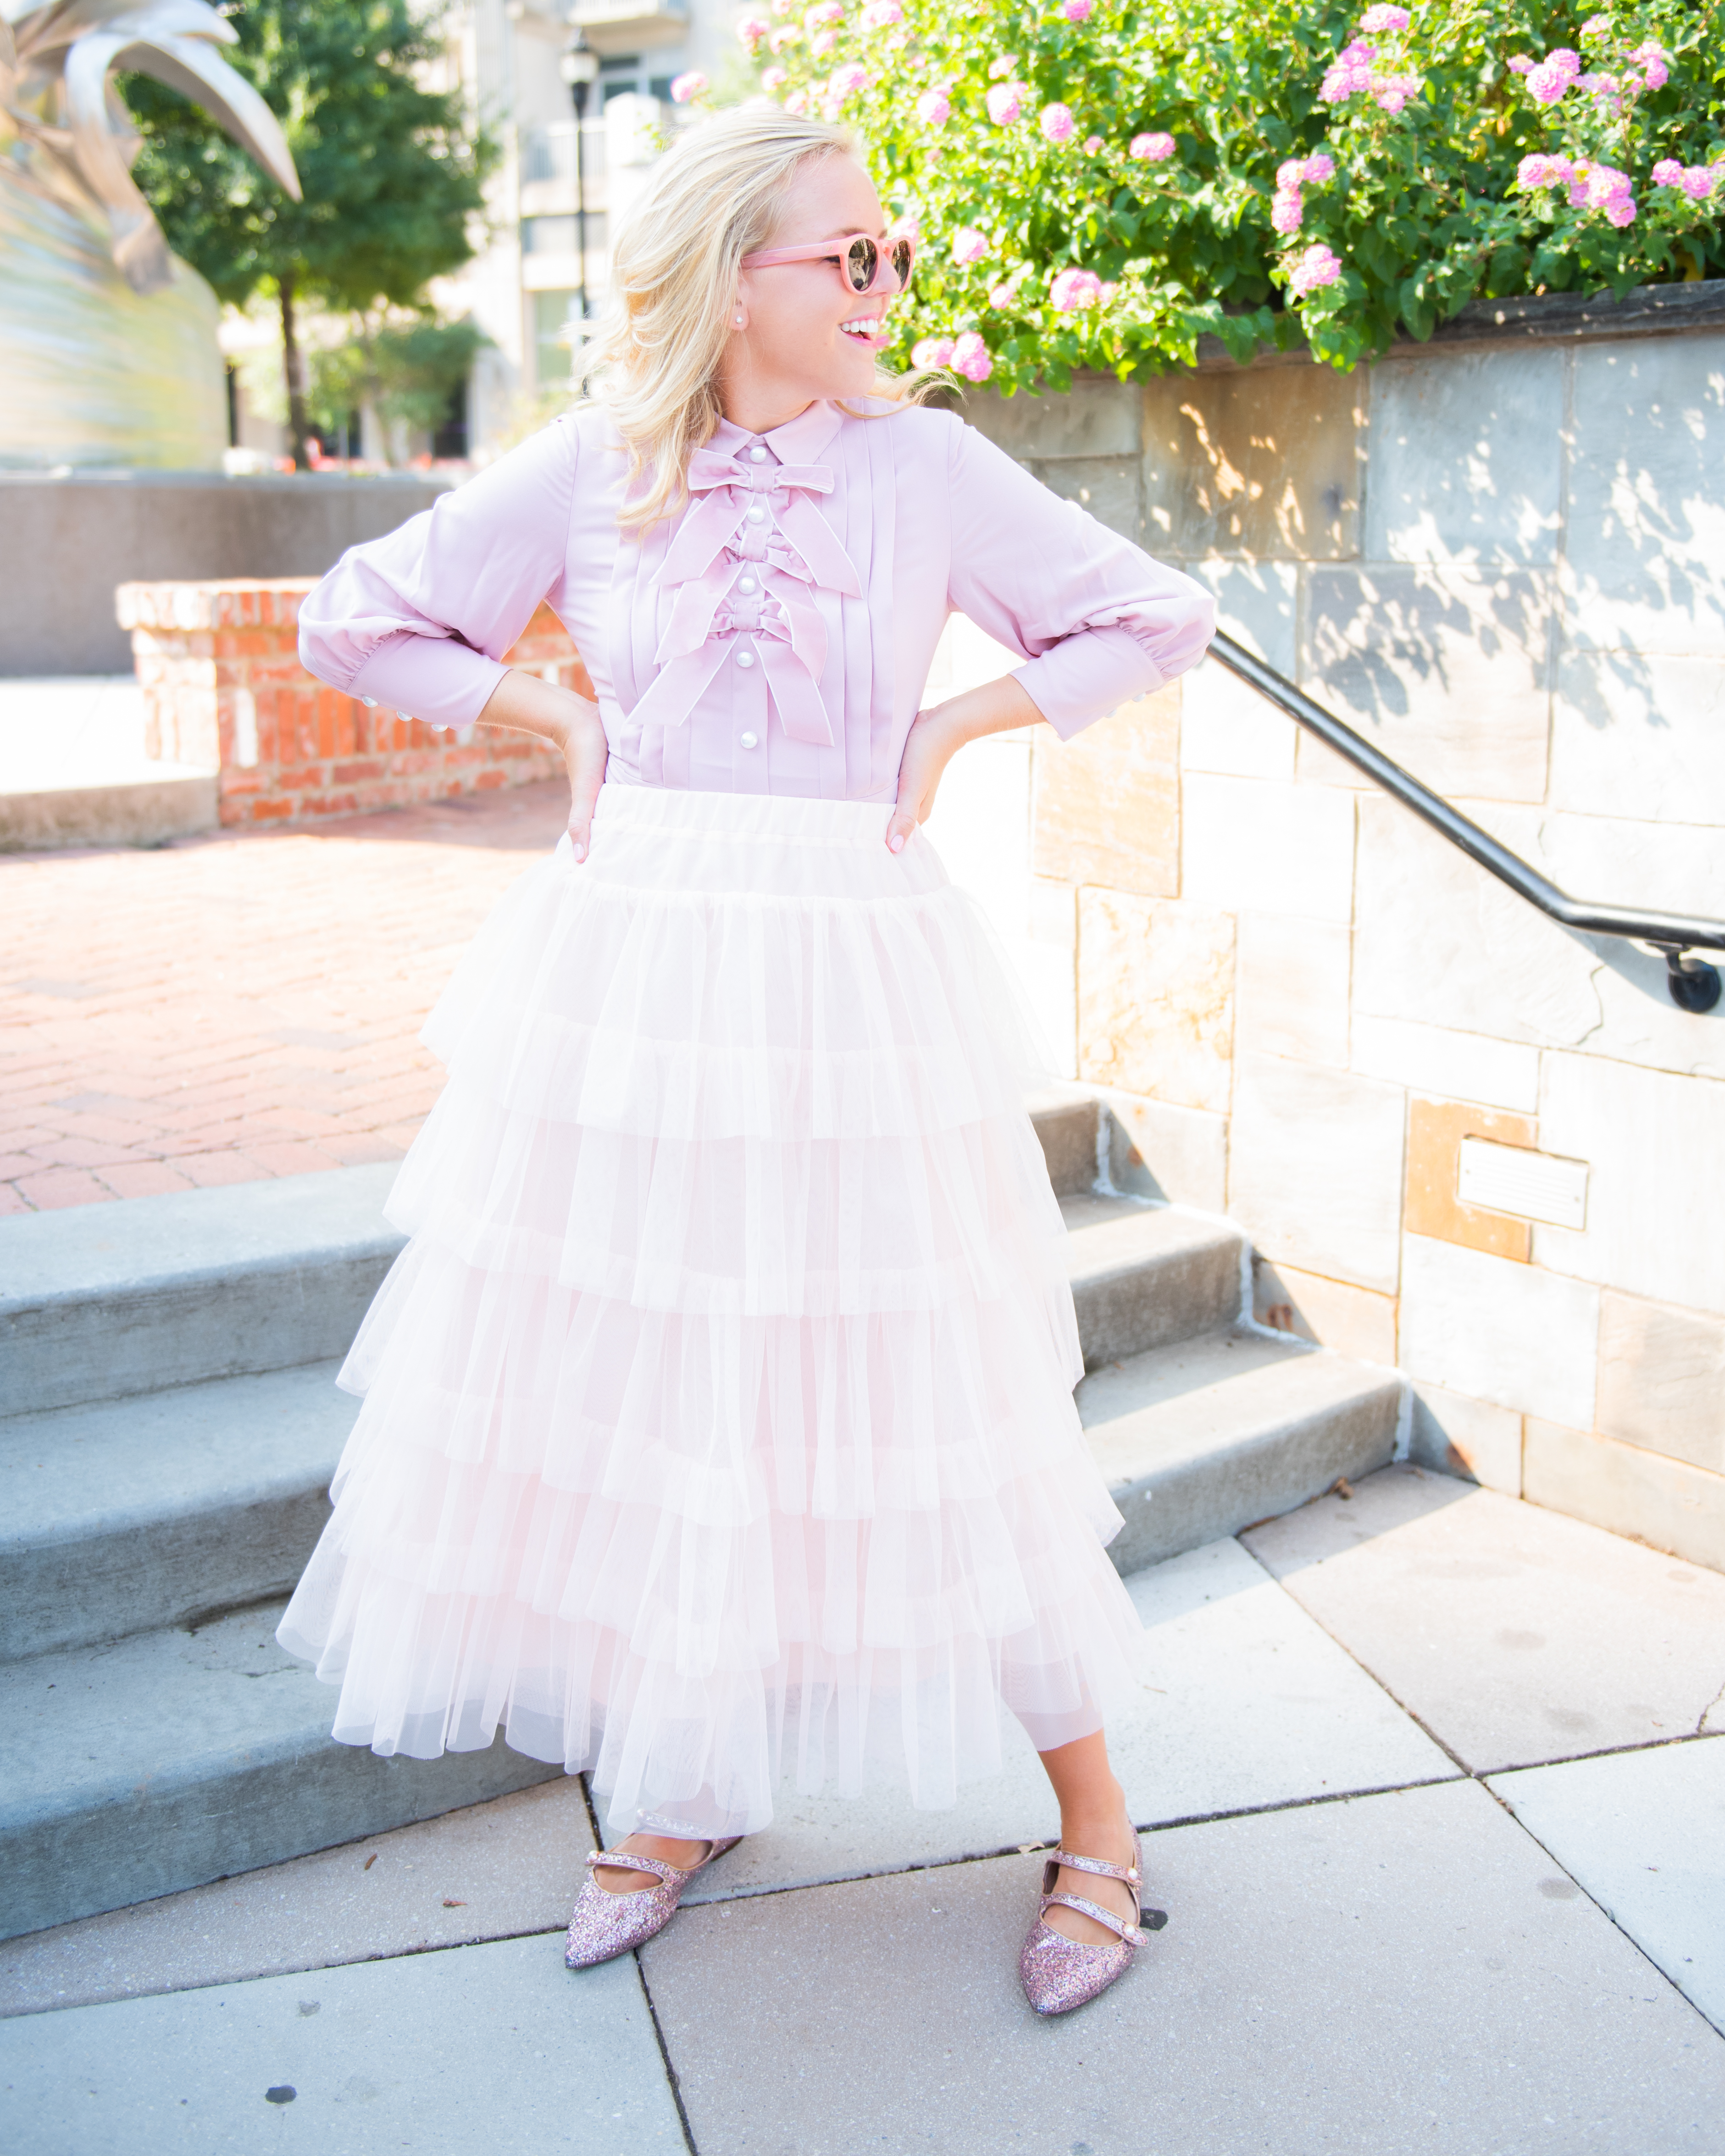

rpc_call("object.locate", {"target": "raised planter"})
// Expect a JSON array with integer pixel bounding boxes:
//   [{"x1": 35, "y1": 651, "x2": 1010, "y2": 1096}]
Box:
[{"x1": 118, "y1": 578, "x2": 585, "y2": 827}]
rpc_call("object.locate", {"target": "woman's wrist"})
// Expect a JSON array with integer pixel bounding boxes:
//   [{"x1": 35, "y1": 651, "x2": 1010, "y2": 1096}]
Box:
[
  {"x1": 922, "y1": 676, "x2": 1044, "y2": 747},
  {"x1": 477, "y1": 666, "x2": 598, "y2": 753}
]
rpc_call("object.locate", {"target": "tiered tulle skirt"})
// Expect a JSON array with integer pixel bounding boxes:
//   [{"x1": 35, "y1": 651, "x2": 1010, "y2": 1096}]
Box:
[{"x1": 277, "y1": 785, "x2": 1143, "y2": 1836}]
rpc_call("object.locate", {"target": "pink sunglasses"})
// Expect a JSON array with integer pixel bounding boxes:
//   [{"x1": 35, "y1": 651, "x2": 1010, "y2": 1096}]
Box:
[{"x1": 741, "y1": 231, "x2": 916, "y2": 294}]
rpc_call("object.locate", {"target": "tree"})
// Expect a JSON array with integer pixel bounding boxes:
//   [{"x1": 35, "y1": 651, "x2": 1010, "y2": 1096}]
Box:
[
  {"x1": 124, "y1": 0, "x2": 496, "y2": 467},
  {"x1": 309, "y1": 316, "x2": 488, "y2": 454}
]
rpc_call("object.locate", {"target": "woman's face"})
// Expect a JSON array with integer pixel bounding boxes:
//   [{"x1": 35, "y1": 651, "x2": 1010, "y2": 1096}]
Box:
[{"x1": 727, "y1": 152, "x2": 907, "y2": 419}]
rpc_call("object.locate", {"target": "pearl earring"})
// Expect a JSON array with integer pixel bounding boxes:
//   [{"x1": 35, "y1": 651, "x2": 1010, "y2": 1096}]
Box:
[{"x1": 734, "y1": 313, "x2": 745, "y2": 327}]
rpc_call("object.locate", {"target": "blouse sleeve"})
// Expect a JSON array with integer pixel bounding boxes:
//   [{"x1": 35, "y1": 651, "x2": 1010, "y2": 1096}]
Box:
[
  {"x1": 942, "y1": 414, "x2": 1215, "y2": 739},
  {"x1": 295, "y1": 420, "x2": 579, "y2": 732}
]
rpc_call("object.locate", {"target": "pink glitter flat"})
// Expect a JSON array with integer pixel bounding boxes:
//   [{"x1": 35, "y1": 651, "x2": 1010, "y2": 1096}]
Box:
[
  {"x1": 563, "y1": 1837, "x2": 742, "y2": 1970},
  {"x1": 1018, "y1": 1832, "x2": 1155, "y2": 2017}
]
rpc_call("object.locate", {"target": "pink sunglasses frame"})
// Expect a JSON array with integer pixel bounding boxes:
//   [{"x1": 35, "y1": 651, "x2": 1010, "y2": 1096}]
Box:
[{"x1": 740, "y1": 231, "x2": 917, "y2": 294}]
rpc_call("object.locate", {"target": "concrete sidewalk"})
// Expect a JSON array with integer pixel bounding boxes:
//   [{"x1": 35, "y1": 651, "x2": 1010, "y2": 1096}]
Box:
[{"x1": 3, "y1": 1466, "x2": 1722, "y2": 2154}]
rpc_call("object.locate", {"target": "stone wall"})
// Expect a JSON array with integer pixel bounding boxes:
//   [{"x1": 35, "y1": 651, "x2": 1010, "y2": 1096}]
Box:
[
  {"x1": 933, "y1": 295, "x2": 1725, "y2": 1571},
  {"x1": 119, "y1": 579, "x2": 580, "y2": 826}
]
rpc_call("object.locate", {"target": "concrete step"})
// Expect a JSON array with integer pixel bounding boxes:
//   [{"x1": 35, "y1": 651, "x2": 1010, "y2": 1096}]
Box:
[
  {"x1": 1081, "y1": 1328, "x2": 1404, "y2": 1576},
  {"x1": 2, "y1": 1105, "x2": 1095, "y2": 1426},
  {"x1": 0, "y1": 1163, "x2": 405, "y2": 1418},
  {"x1": 1027, "y1": 1090, "x2": 1102, "y2": 1197},
  {"x1": 1062, "y1": 1194, "x2": 1245, "y2": 1367},
  {"x1": 0, "y1": 1600, "x2": 562, "y2": 1942},
  {"x1": 0, "y1": 1362, "x2": 358, "y2": 1662}
]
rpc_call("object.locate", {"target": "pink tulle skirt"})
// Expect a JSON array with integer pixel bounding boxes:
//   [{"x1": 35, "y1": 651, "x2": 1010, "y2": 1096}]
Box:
[{"x1": 277, "y1": 784, "x2": 1143, "y2": 1837}]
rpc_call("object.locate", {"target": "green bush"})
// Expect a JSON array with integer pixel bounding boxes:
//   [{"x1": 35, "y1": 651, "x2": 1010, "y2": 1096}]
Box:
[{"x1": 730, "y1": 0, "x2": 1725, "y2": 382}]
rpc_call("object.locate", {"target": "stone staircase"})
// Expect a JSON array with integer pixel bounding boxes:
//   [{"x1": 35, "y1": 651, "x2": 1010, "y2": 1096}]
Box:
[{"x1": 0, "y1": 1096, "x2": 1403, "y2": 1944}]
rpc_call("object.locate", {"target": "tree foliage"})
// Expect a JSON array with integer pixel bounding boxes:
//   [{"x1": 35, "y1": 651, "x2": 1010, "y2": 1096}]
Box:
[
  {"x1": 734, "y1": 0, "x2": 1725, "y2": 386},
  {"x1": 123, "y1": 0, "x2": 495, "y2": 459}
]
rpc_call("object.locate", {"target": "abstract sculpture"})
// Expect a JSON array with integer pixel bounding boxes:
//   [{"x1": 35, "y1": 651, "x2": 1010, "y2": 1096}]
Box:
[{"x1": 0, "y1": 0, "x2": 300, "y2": 467}]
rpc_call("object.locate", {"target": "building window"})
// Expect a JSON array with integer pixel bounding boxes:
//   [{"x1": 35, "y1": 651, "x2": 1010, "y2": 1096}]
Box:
[
  {"x1": 648, "y1": 74, "x2": 676, "y2": 98},
  {"x1": 522, "y1": 215, "x2": 578, "y2": 255},
  {"x1": 603, "y1": 78, "x2": 638, "y2": 100},
  {"x1": 533, "y1": 291, "x2": 579, "y2": 385},
  {"x1": 521, "y1": 213, "x2": 607, "y2": 257}
]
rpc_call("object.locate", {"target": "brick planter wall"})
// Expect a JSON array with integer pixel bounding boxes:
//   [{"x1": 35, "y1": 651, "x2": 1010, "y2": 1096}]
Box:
[{"x1": 117, "y1": 578, "x2": 590, "y2": 827}]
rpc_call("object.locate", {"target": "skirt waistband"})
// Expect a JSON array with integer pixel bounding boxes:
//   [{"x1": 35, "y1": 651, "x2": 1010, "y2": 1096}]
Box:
[{"x1": 592, "y1": 782, "x2": 899, "y2": 849}]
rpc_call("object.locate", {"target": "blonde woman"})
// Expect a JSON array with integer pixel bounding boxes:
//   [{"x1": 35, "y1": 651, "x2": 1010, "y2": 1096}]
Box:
[{"x1": 280, "y1": 107, "x2": 1214, "y2": 2017}]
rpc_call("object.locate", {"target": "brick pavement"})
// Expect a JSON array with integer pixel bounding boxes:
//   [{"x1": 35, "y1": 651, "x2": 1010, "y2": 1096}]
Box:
[{"x1": 0, "y1": 780, "x2": 571, "y2": 1215}]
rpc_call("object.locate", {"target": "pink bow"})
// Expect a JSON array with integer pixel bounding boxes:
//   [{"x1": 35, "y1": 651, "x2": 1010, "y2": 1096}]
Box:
[{"x1": 629, "y1": 446, "x2": 863, "y2": 743}]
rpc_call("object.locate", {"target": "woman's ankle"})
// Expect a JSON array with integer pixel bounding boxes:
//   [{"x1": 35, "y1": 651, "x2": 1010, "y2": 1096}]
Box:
[{"x1": 1057, "y1": 1782, "x2": 1130, "y2": 1853}]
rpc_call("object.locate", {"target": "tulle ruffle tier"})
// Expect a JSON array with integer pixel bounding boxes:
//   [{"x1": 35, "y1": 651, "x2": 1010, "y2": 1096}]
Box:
[{"x1": 277, "y1": 785, "x2": 1143, "y2": 1836}]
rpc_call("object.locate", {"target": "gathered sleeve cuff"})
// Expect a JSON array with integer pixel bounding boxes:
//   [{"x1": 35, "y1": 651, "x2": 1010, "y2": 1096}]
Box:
[
  {"x1": 941, "y1": 414, "x2": 1215, "y2": 740},
  {"x1": 296, "y1": 419, "x2": 579, "y2": 732}
]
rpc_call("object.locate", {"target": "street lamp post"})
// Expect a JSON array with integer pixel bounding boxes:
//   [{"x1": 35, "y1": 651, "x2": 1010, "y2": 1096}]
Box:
[{"x1": 558, "y1": 32, "x2": 601, "y2": 342}]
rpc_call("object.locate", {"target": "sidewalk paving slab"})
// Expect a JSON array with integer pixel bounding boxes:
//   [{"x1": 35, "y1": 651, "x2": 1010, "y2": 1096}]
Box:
[
  {"x1": 642, "y1": 1778, "x2": 1725, "y2": 2156},
  {"x1": 679, "y1": 1537, "x2": 1456, "y2": 1907},
  {"x1": 1488, "y1": 1734, "x2": 1725, "y2": 2037},
  {"x1": 0, "y1": 1931, "x2": 683, "y2": 2156},
  {"x1": 1242, "y1": 1464, "x2": 1725, "y2": 1771}
]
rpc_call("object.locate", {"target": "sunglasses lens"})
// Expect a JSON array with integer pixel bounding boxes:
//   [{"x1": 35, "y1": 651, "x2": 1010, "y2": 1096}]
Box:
[
  {"x1": 889, "y1": 238, "x2": 914, "y2": 286},
  {"x1": 846, "y1": 238, "x2": 878, "y2": 291}
]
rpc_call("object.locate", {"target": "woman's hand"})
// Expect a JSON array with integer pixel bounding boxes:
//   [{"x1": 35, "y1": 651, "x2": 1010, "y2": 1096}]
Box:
[
  {"x1": 475, "y1": 668, "x2": 608, "y2": 859},
  {"x1": 560, "y1": 695, "x2": 609, "y2": 861},
  {"x1": 885, "y1": 675, "x2": 1046, "y2": 854},
  {"x1": 885, "y1": 705, "x2": 964, "y2": 854}
]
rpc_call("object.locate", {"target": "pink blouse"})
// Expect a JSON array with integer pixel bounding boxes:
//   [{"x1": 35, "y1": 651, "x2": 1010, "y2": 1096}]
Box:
[{"x1": 297, "y1": 398, "x2": 1214, "y2": 801}]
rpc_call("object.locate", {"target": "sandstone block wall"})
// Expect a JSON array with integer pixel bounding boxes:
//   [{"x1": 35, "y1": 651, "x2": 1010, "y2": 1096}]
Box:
[
  {"x1": 937, "y1": 306, "x2": 1725, "y2": 1571},
  {"x1": 118, "y1": 579, "x2": 582, "y2": 826}
]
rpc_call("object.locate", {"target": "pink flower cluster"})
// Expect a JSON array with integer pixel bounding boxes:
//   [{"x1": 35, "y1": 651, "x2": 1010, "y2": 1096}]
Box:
[
  {"x1": 761, "y1": 64, "x2": 787, "y2": 88},
  {"x1": 1632, "y1": 42, "x2": 1671, "y2": 90},
  {"x1": 915, "y1": 86, "x2": 950, "y2": 125},
  {"x1": 1129, "y1": 131, "x2": 1175, "y2": 161},
  {"x1": 1320, "y1": 39, "x2": 1419, "y2": 114},
  {"x1": 987, "y1": 80, "x2": 1030, "y2": 126},
  {"x1": 1271, "y1": 151, "x2": 1338, "y2": 234},
  {"x1": 1651, "y1": 160, "x2": 1724, "y2": 201},
  {"x1": 950, "y1": 226, "x2": 989, "y2": 263},
  {"x1": 1524, "y1": 47, "x2": 1581, "y2": 105},
  {"x1": 1516, "y1": 154, "x2": 1638, "y2": 224},
  {"x1": 1286, "y1": 242, "x2": 1343, "y2": 297},
  {"x1": 669, "y1": 71, "x2": 706, "y2": 103},
  {"x1": 910, "y1": 331, "x2": 993, "y2": 381},
  {"x1": 827, "y1": 61, "x2": 870, "y2": 98},
  {"x1": 736, "y1": 15, "x2": 769, "y2": 51},
  {"x1": 1040, "y1": 102, "x2": 1076, "y2": 142},
  {"x1": 1359, "y1": 4, "x2": 1409, "y2": 28},
  {"x1": 858, "y1": 0, "x2": 902, "y2": 24},
  {"x1": 1049, "y1": 266, "x2": 1103, "y2": 310},
  {"x1": 804, "y1": 1, "x2": 843, "y2": 21},
  {"x1": 1061, "y1": 0, "x2": 1093, "y2": 17}
]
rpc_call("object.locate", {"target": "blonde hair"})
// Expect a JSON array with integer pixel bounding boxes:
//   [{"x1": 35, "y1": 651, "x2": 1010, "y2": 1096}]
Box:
[{"x1": 582, "y1": 105, "x2": 932, "y2": 531}]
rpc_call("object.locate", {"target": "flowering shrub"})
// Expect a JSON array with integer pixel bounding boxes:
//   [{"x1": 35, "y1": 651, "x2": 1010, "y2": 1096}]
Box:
[{"x1": 716, "y1": 0, "x2": 1724, "y2": 383}]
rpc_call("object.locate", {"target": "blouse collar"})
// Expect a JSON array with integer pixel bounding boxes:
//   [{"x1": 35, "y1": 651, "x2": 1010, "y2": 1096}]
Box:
[{"x1": 711, "y1": 399, "x2": 844, "y2": 465}]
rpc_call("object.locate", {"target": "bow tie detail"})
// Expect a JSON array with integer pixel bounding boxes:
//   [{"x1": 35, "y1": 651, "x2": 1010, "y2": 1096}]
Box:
[{"x1": 628, "y1": 448, "x2": 862, "y2": 744}]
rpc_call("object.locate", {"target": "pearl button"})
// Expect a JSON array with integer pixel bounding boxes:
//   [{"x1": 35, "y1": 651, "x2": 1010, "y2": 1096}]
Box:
[
  {"x1": 739, "y1": 731, "x2": 759, "y2": 749},
  {"x1": 749, "y1": 446, "x2": 768, "y2": 463},
  {"x1": 735, "y1": 648, "x2": 755, "y2": 669},
  {"x1": 738, "y1": 575, "x2": 757, "y2": 593},
  {"x1": 746, "y1": 505, "x2": 765, "y2": 523}
]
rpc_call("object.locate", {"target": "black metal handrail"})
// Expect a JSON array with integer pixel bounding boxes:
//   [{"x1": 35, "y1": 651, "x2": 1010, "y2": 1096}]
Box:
[{"x1": 1209, "y1": 632, "x2": 1725, "y2": 1014}]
